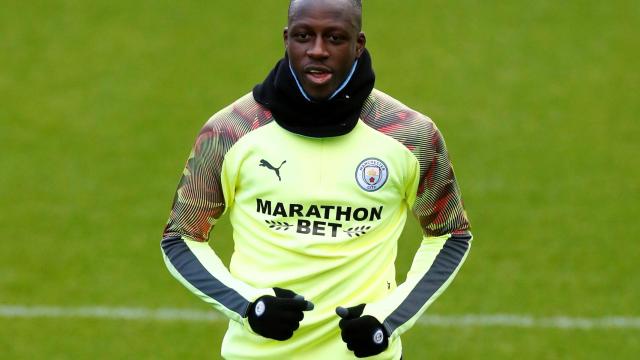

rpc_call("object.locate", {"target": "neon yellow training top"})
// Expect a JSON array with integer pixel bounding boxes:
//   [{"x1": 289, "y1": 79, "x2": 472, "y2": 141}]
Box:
[{"x1": 162, "y1": 89, "x2": 471, "y2": 359}]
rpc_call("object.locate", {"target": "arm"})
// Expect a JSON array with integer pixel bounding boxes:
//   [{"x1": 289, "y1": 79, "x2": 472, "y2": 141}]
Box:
[
  {"x1": 338, "y1": 124, "x2": 472, "y2": 356},
  {"x1": 364, "y1": 124, "x2": 472, "y2": 338},
  {"x1": 161, "y1": 125, "x2": 270, "y2": 322},
  {"x1": 161, "y1": 123, "x2": 311, "y2": 337}
]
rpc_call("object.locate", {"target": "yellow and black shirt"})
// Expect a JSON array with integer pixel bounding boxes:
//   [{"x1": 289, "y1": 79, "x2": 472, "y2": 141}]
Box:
[{"x1": 162, "y1": 89, "x2": 471, "y2": 359}]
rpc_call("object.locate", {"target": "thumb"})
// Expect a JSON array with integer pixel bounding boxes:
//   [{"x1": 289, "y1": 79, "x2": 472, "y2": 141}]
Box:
[
  {"x1": 335, "y1": 304, "x2": 366, "y2": 320},
  {"x1": 294, "y1": 295, "x2": 315, "y2": 311},
  {"x1": 335, "y1": 306, "x2": 351, "y2": 319}
]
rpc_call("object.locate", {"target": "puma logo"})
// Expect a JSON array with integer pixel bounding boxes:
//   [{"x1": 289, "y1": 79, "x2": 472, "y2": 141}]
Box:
[{"x1": 259, "y1": 159, "x2": 287, "y2": 181}]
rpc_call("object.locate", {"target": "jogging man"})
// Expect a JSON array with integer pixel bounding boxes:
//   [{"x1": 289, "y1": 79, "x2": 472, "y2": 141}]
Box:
[{"x1": 161, "y1": 0, "x2": 472, "y2": 358}]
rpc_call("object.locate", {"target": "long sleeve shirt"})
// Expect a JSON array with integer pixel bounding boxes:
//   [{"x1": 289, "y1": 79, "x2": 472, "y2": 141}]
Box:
[{"x1": 161, "y1": 89, "x2": 471, "y2": 359}]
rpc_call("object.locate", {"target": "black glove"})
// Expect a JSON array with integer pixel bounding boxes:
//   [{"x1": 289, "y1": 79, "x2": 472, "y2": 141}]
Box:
[
  {"x1": 336, "y1": 304, "x2": 389, "y2": 358},
  {"x1": 247, "y1": 287, "x2": 314, "y2": 340}
]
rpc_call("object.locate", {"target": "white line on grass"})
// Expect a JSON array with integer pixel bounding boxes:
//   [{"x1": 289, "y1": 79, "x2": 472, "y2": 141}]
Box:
[{"x1": 1, "y1": 305, "x2": 639, "y2": 330}]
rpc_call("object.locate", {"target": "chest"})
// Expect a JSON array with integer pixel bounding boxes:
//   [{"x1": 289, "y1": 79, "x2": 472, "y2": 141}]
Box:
[{"x1": 230, "y1": 122, "x2": 414, "y2": 213}]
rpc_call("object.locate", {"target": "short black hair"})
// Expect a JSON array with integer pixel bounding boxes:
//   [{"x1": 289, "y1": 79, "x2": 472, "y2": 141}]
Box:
[
  {"x1": 288, "y1": 0, "x2": 362, "y2": 14},
  {"x1": 288, "y1": 0, "x2": 362, "y2": 30}
]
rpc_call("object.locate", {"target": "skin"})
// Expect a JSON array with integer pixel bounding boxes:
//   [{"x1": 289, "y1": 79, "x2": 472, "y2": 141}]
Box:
[{"x1": 285, "y1": 0, "x2": 366, "y2": 100}]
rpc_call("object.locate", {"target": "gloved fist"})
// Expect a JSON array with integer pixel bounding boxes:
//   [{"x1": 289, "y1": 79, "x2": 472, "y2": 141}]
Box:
[
  {"x1": 247, "y1": 287, "x2": 314, "y2": 340},
  {"x1": 336, "y1": 304, "x2": 389, "y2": 358}
]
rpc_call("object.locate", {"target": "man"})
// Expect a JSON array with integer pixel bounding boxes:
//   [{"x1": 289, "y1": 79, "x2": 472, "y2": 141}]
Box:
[{"x1": 161, "y1": 0, "x2": 472, "y2": 358}]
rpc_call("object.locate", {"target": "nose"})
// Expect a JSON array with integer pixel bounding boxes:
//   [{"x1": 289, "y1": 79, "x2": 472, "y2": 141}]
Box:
[{"x1": 306, "y1": 37, "x2": 329, "y2": 59}]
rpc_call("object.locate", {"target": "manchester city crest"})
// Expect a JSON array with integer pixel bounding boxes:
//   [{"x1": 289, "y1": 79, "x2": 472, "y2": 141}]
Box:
[{"x1": 355, "y1": 158, "x2": 388, "y2": 192}]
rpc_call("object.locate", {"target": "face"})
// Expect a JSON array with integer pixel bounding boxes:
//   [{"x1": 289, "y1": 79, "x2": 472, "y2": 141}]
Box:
[{"x1": 285, "y1": 0, "x2": 366, "y2": 100}]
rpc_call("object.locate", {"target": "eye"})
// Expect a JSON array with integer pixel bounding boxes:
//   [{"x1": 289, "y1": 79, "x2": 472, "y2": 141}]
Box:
[
  {"x1": 328, "y1": 34, "x2": 345, "y2": 43},
  {"x1": 294, "y1": 32, "x2": 310, "y2": 41}
]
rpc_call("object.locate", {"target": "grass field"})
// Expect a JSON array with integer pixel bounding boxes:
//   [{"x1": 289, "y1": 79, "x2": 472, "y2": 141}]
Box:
[{"x1": 1, "y1": 0, "x2": 638, "y2": 358}]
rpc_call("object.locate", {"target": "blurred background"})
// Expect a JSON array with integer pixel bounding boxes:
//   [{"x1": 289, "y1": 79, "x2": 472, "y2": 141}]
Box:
[{"x1": 1, "y1": 0, "x2": 638, "y2": 358}]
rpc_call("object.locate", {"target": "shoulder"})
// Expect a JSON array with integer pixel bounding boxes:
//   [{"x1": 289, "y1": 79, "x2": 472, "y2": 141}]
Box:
[
  {"x1": 360, "y1": 89, "x2": 440, "y2": 152},
  {"x1": 200, "y1": 93, "x2": 274, "y2": 141}
]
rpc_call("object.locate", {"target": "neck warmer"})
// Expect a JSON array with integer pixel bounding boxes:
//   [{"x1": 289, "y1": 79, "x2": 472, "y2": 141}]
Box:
[{"x1": 253, "y1": 49, "x2": 375, "y2": 138}]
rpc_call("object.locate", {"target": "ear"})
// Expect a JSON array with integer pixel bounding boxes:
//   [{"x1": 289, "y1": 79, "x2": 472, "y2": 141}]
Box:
[
  {"x1": 356, "y1": 32, "x2": 366, "y2": 58},
  {"x1": 283, "y1": 27, "x2": 289, "y2": 48}
]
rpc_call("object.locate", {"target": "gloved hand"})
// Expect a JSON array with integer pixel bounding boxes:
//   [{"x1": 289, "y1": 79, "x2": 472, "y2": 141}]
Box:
[
  {"x1": 336, "y1": 304, "x2": 389, "y2": 358},
  {"x1": 247, "y1": 287, "x2": 314, "y2": 340}
]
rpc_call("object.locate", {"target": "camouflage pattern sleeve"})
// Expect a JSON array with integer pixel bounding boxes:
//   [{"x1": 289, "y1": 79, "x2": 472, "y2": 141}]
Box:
[
  {"x1": 162, "y1": 125, "x2": 229, "y2": 242},
  {"x1": 360, "y1": 90, "x2": 470, "y2": 236},
  {"x1": 411, "y1": 123, "x2": 470, "y2": 237}
]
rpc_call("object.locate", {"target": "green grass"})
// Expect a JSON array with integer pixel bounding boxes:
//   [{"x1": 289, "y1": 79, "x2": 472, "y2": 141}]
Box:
[
  {"x1": 3, "y1": 318, "x2": 639, "y2": 360},
  {"x1": 1, "y1": 0, "x2": 638, "y2": 358}
]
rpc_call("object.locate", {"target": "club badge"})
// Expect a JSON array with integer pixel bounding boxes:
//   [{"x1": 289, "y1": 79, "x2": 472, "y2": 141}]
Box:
[{"x1": 355, "y1": 158, "x2": 388, "y2": 192}]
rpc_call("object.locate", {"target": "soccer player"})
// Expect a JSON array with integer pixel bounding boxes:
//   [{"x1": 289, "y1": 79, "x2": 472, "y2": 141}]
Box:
[{"x1": 161, "y1": 0, "x2": 472, "y2": 358}]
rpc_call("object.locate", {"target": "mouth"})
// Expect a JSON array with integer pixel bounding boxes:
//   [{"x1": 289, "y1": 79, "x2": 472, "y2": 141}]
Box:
[{"x1": 304, "y1": 66, "x2": 333, "y2": 85}]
